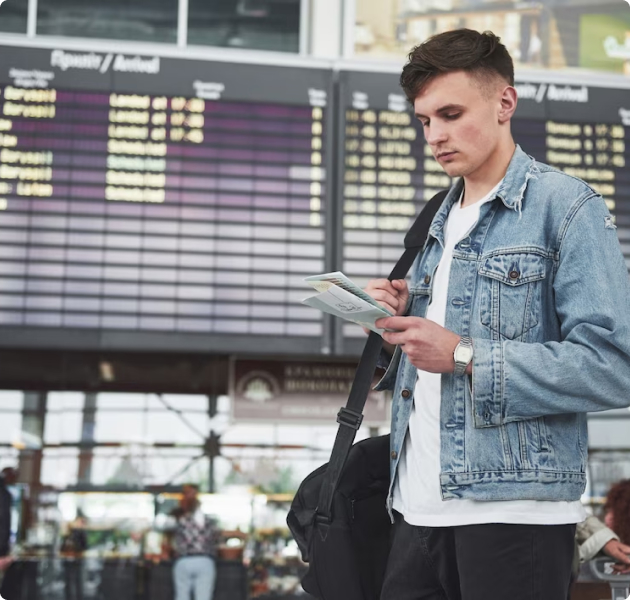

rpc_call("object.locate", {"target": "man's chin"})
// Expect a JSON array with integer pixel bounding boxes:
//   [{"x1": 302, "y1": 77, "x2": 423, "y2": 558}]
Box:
[{"x1": 441, "y1": 165, "x2": 465, "y2": 178}]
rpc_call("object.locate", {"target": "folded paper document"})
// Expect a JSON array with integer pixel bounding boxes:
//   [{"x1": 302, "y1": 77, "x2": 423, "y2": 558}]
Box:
[{"x1": 302, "y1": 271, "x2": 393, "y2": 335}]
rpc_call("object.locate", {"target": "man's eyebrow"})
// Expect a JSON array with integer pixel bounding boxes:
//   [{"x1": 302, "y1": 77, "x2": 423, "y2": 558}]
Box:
[{"x1": 414, "y1": 104, "x2": 465, "y2": 119}]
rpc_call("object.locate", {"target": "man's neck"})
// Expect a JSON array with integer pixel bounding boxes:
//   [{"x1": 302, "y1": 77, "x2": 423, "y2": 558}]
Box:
[{"x1": 461, "y1": 140, "x2": 516, "y2": 208}]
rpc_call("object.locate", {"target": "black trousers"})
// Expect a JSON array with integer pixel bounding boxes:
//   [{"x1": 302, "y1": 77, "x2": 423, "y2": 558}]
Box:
[{"x1": 381, "y1": 512, "x2": 576, "y2": 600}]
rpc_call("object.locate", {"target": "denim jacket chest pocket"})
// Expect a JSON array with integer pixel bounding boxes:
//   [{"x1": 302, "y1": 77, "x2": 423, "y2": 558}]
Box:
[{"x1": 478, "y1": 251, "x2": 547, "y2": 341}]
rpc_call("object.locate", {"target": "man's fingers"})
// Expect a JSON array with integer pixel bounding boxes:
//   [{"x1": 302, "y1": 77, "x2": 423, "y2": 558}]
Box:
[
  {"x1": 382, "y1": 330, "x2": 407, "y2": 346},
  {"x1": 375, "y1": 303, "x2": 397, "y2": 316},
  {"x1": 376, "y1": 316, "x2": 417, "y2": 331},
  {"x1": 391, "y1": 279, "x2": 408, "y2": 291},
  {"x1": 370, "y1": 290, "x2": 401, "y2": 312},
  {"x1": 365, "y1": 279, "x2": 398, "y2": 295}
]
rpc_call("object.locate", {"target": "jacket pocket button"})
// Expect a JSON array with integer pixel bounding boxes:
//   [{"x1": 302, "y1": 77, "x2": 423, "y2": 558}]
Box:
[
  {"x1": 424, "y1": 275, "x2": 431, "y2": 284},
  {"x1": 391, "y1": 451, "x2": 398, "y2": 460},
  {"x1": 509, "y1": 270, "x2": 520, "y2": 280},
  {"x1": 401, "y1": 389, "x2": 411, "y2": 399}
]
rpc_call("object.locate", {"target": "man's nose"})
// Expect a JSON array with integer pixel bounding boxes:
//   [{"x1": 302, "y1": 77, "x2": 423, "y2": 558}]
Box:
[{"x1": 425, "y1": 124, "x2": 448, "y2": 147}]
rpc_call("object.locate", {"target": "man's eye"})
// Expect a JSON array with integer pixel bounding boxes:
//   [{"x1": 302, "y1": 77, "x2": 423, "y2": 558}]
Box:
[{"x1": 445, "y1": 113, "x2": 460, "y2": 120}]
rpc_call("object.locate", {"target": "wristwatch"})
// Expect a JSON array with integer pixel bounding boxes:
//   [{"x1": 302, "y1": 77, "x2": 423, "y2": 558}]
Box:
[{"x1": 453, "y1": 336, "x2": 473, "y2": 376}]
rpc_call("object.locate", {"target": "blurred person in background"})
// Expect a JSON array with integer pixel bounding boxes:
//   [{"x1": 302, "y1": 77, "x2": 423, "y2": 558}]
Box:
[
  {"x1": 576, "y1": 514, "x2": 630, "y2": 573},
  {"x1": 565, "y1": 514, "x2": 630, "y2": 600},
  {"x1": 604, "y1": 479, "x2": 630, "y2": 546},
  {"x1": 171, "y1": 484, "x2": 218, "y2": 600},
  {"x1": 61, "y1": 511, "x2": 88, "y2": 600},
  {"x1": 0, "y1": 469, "x2": 17, "y2": 559},
  {"x1": 0, "y1": 468, "x2": 17, "y2": 595}
]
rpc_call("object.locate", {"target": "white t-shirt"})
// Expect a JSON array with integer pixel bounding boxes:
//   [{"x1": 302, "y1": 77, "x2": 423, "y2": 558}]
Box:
[{"x1": 393, "y1": 182, "x2": 586, "y2": 526}]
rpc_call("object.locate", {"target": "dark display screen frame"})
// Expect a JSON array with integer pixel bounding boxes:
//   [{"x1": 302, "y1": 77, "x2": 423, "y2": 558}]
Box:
[{"x1": 0, "y1": 43, "x2": 336, "y2": 355}]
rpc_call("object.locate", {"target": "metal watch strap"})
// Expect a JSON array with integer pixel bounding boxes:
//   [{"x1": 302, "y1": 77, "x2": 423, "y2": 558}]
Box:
[{"x1": 453, "y1": 336, "x2": 473, "y2": 376}]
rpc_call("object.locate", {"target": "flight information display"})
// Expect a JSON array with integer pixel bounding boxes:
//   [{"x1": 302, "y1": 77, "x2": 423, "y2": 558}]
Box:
[
  {"x1": 337, "y1": 70, "x2": 630, "y2": 352},
  {"x1": 0, "y1": 46, "x2": 332, "y2": 353}
]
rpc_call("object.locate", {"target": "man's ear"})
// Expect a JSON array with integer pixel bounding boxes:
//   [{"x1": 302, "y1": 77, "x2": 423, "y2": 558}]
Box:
[{"x1": 498, "y1": 86, "x2": 518, "y2": 123}]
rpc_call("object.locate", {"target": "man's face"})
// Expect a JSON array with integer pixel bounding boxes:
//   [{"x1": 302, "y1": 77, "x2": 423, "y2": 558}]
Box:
[
  {"x1": 414, "y1": 70, "x2": 507, "y2": 179},
  {"x1": 181, "y1": 485, "x2": 198, "y2": 510}
]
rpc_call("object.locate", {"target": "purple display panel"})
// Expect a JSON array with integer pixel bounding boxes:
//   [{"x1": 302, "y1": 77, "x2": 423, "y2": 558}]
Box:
[{"x1": 0, "y1": 75, "x2": 328, "y2": 345}]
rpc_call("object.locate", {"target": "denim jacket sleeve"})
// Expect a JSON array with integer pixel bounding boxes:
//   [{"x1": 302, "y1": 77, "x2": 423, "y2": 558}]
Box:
[
  {"x1": 374, "y1": 285, "x2": 413, "y2": 391},
  {"x1": 471, "y1": 192, "x2": 630, "y2": 428},
  {"x1": 374, "y1": 345, "x2": 403, "y2": 391}
]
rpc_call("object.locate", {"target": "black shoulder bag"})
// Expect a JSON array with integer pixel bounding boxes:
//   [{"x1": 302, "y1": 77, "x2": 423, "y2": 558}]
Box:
[{"x1": 287, "y1": 190, "x2": 448, "y2": 600}]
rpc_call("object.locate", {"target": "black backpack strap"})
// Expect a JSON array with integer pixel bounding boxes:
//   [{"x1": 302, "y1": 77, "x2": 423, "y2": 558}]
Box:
[{"x1": 315, "y1": 189, "x2": 449, "y2": 533}]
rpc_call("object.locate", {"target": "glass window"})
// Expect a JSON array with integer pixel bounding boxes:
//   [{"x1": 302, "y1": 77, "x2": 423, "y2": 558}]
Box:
[
  {"x1": 354, "y1": 0, "x2": 630, "y2": 76},
  {"x1": 41, "y1": 448, "x2": 79, "y2": 488},
  {"x1": 0, "y1": 391, "x2": 23, "y2": 412},
  {"x1": 0, "y1": 391, "x2": 23, "y2": 445},
  {"x1": 95, "y1": 393, "x2": 210, "y2": 444},
  {"x1": 97, "y1": 392, "x2": 149, "y2": 410},
  {"x1": 95, "y1": 410, "x2": 145, "y2": 443},
  {"x1": 146, "y1": 410, "x2": 209, "y2": 444},
  {"x1": 188, "y1": 0, "x2": 300, "y2": 53},
  {"x1": 89, "y1": 446, "x2": 207, "y2": 486},
  {"x1": 44, "y1": 392, "x2": 85, "y2": 444},
  {"x1": 0, "y1": 0, "x2": 28, "y2": 34},
  {"x1": 36, "y1": 0, "x2": 178, "y2": 43},
  {"x1": 58, "y1": 492, "x2": 154, "y2": 522},
  {"x1": 47, "y1": 392, "x2": 84, "y2": 411}
]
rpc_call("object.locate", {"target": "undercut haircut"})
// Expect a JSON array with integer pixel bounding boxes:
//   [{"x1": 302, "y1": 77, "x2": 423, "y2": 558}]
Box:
[{"x1": 400, "y1": 29, "x2": 515, "y2": 104}]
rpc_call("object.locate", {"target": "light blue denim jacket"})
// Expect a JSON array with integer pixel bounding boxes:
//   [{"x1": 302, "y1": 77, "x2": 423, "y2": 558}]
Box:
[{"x1": 375, "y1": 145, "x2": 630, "y2": 514}]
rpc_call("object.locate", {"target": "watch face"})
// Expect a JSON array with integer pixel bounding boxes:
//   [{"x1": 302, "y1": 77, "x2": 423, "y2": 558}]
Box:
[{"x1": 455, "y1": 345, "x2": 473, "y2": 364}]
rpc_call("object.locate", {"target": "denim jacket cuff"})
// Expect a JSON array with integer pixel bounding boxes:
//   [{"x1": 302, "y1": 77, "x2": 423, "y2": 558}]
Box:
[
  {"x1": 471, "y1": 338, "x2": 504, "y2": 428},
  {"x1": 374, "y1": 345, "x2": 402, "y2": 391}
]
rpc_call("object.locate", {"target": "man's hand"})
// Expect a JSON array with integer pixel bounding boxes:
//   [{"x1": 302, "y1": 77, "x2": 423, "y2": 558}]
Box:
[
  {"x1": 603, "y1": 539, "x2": 630, "y2": 574},
  {"x1": 0, "y1": 556, "x2": 13, "y2": 571},
  {"x1": 364, "y1": 279, "x2": 409, "y2": 317},
  {"x1": 376, "y1": 316, "x2": 464, "y2": 374}
]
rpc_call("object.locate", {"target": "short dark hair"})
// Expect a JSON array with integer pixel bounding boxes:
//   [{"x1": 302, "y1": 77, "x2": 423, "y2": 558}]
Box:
[{"x1": 400, "y1": 29, "x2": 514, "y2": 104}]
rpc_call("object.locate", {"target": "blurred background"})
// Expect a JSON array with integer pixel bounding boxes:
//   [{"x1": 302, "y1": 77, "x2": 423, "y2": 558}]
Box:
[{"x1": 0, "y1": 0, "x2": 629, "y2": 598}]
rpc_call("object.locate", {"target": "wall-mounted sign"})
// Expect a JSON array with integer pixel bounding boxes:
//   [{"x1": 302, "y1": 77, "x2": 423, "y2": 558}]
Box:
[{"x1": 230, "y1": 359, "x2": 389, "y2": 425}]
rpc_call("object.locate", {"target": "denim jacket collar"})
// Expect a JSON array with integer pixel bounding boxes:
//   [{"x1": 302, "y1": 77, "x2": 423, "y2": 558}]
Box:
[{"x1": 428, "y1": 145, "x2": 538, "y2": 245}]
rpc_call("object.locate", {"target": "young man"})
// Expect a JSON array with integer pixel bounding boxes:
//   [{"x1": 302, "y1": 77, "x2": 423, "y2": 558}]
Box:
[{"x1": 365, "y1": 29, "x2": 630, "y2": 600}]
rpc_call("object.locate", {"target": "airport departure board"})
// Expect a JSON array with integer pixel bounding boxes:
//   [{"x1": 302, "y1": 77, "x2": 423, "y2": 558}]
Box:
[
  {"x1": 1, "y1": 46, "x2": 629, "y2": 357},
  {"x1": 0, "y1": 46, "x2": 332, "y2": 353},
  {"x1": 337, "y1": 71, "x2": 630, "y2": 351}
]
